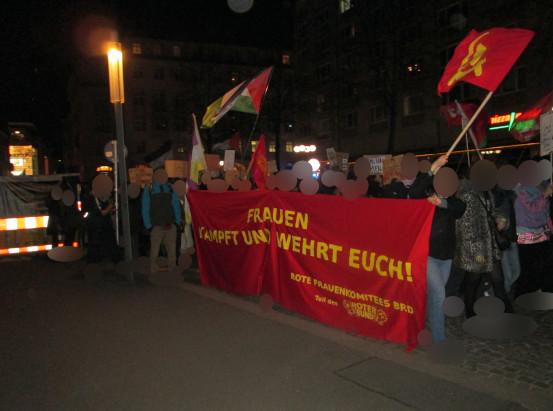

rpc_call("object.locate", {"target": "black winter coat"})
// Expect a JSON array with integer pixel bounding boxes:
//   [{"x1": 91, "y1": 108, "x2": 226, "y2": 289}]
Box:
[{"x1": 429, "y1": 197, "x2": 466, "y2": 260}]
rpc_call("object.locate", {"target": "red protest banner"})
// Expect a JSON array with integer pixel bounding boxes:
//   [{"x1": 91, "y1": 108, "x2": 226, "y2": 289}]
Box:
[{"x1": 187, "y1": 190, "x2": 435, "y2": 349}]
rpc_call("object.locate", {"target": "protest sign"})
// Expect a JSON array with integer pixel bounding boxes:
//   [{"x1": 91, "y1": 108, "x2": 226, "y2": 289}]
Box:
[{"x1": 188, "y1": 190, "x2": 434, "y2": 349}]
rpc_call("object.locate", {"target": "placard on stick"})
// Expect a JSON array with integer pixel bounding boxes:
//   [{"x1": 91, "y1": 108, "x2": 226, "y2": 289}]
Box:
[
  {"x1": 223, "y1": 150, "x2": 235, "y2": 171},
  {"x1": 164, "y1": 160, "x2": 189, "y2": 179},
  {"x1": 540, "y1": 112, "x2": 553, "y2": 157},
  {"x1": 205, "y1": 154, "x2": 221, "y2": 171}
]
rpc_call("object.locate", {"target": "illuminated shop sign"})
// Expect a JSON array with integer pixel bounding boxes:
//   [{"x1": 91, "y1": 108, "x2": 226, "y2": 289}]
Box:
[{"x1": 488, "y1": 112, "x2": 522, "y2": 130}]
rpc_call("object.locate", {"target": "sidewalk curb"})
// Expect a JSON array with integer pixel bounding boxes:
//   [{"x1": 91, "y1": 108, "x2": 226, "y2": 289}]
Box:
[{"x1": 179, "y1": 281, "x2": 552, "y2": 411}]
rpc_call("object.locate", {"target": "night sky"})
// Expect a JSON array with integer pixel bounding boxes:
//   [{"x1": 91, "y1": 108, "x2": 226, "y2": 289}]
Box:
[{"x1": 1, "y1": 0, "x2": 293, "y2": 156}]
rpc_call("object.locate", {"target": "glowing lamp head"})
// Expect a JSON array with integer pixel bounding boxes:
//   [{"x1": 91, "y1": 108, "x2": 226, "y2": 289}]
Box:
[
  {"x1": 308, "y1": 158, "x2": 320, "y2": 172},
  {"x1": 107, "y1": 42, "x2": 125, "y2": 104}
]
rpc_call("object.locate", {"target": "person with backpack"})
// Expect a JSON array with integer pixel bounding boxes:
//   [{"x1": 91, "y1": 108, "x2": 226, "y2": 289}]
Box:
[{"x1": 141, "y1": 172, "x2": 182, "y2": 274}]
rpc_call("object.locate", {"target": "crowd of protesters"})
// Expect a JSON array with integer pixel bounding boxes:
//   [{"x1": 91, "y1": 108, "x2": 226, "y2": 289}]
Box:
[{"x1": 48, "y1": 155, "x2": 553, "y2": 343}]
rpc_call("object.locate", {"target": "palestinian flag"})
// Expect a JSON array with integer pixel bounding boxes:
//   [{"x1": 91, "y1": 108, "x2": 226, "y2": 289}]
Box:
[{"x1": 202, "y1": 67, "x2": 273, "y2": 128}]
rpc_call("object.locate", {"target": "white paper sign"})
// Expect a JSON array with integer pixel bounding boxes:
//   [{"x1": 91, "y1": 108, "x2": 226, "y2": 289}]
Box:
[
  {"x1": 223, "y1": 150, "x2": 235, "y2": 171},
  {"x1": 540, "y1": 112, "x2": 553, "y2": 157},
  {"x1": 326, "y1": 148, "x2": 337, "y2": 166},
  {"x1": 363, "y1": 154, "x2": 391, "y2": 175}
]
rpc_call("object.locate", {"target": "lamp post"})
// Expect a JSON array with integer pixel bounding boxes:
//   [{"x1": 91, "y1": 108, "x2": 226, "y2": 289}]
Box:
[{"x1": 107, "y1": 42, "x2": 133, "y2": 282}]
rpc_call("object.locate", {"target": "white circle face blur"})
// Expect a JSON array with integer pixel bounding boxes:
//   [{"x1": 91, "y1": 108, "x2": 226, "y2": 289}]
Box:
[{"x1": 227, "y1": 0, "x2": 254, "y2": 14}]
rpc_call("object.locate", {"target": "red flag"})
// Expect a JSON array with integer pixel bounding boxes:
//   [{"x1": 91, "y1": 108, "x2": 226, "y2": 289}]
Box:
[
  {"x1": 438, "y1": 28, "x2": 534, "y2": 94},
  {"x1": 512, "y1": 90, "x2": 553, "y2": 142},
  {"x1": 440, "y1": 102, "x2": 488, "y2": 147},
  {"x1": 249, "y1": 135, "x2": 268, "y2": 190}
]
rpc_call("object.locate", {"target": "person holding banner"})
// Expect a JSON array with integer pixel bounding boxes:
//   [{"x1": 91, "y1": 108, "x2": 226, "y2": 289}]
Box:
[{"x1": 382, "y1": 154, "x2": 462, "y2": 342}]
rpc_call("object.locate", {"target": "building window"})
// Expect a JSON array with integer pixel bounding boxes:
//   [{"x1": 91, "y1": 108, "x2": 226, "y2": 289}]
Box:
[
  {"x1": 251, "y1": 140, "x2": 258, "y2": 153},
  {"x1": 132, "y1": 43, "x2": 142, "y2": 54},
  {"x1": 230, "y1": 72, "x2": 239, "y2": 83},
  {"x1": 94, "y1": 99, "x2": 111, "y2": 132},
  {"x1": 339, "y1": 0, "x2": 353, "y2": 14},
  {"x1": 152, "y1": 91, "x2": 167, "y2": 112},
  {"x1": 282, "y1": 54, "x2": 290, "y2": 65},
  {"x1": 342, "y1": 24, "x2": 356, "y2": 41},
  {"x1": 134, "y1": 117, "x2": 147, "y2": 132},
  {"x1": 441, "y1": 83, "x2": 472, "y2": 104},
  {"x1": 153, "y1": 44, "x2": 162, "y2": 56},
  {"x1": 174, "y1": 93, "x2": 187, "y2": 111},
  {"x1": 403, "y1": 95, "x2": 424, "y2": 116},
  {"x1": 154, "y1": 67, "x2": 165, "y2": 80},
  {"x1": 136, "y1": 141, "x2": 146, "y2": 153},
  {"x1": 440, "y1": 44, "x2": 457, "y2": 68},
  {"x1": 371, "y1": 41, "x2": 385, "y2": 59},
  {"x1": 497, "y1": 66, "x2": 527, "y2": 95},
  {"x1": 133, "y1": 68, "x2": 144, "y2": 79},
  {"x1": 369, "y1": 105, "x2": 387, "y2": 124},
  {"x1": 437, "y1": 2, "x2": 465, "y2": 29},
  {"x1": 317, "y1": 64, "x2": 331, "y2": 82},
  {"x1": 319, "y1": 118, "x2": 331, "y2": 134},
  {"x1": 173, "y1": 68, "x2": 185, "y2": 81},
  {"x1": 175, "y1": 117, "x2": 186, "y2": 131},
  {"x1": 285, "y1": 142, "x2": 293, "y2": 152},
  {"x1": 154, "y1": 116, "x2": 168, "y2": 131},
  {"x1": 269, "y1": 143, "x2": 276, "y2": 153},
  {"x1": 344, "y1": 112, "x2": 358, "y2": 129},
  {"x1": 133, "y1": 92, "x2": 145, "y2": 107},
  {"x1": 172, "y1": 45, "x2": 181, "y2": 57}
]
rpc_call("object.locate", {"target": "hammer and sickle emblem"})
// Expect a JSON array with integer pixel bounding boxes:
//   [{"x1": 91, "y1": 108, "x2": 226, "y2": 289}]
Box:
[{"x1": 447, "y1": 32, "x2": 490, "y2": 86}]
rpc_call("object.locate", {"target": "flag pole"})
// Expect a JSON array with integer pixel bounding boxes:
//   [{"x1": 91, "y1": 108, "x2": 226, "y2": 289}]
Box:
[
  {"x1": 464, "y1": 134, "x2": 471, "y2": 167},
  {"x1": 454, "y1": 100, "x2": 484, "y2": 160},
  {"x1": 446, "y1": 91, "x2": 494, "y2": 157},
  {"x1": 244, "y1": 67, "x2": 274, "y2": 163}
]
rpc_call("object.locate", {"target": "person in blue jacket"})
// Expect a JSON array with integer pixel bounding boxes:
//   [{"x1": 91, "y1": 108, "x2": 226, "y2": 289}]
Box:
[{"x1": 142, "y1": 177, "x2": 182, "y2": 274}]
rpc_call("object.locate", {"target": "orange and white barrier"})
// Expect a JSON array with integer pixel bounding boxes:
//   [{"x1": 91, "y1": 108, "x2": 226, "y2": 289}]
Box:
[
  {"x1": 0, "y1": 242, "x2": 80, "y2": 256},
  {"x1": 0, "y1": 244, "x2": 53, "y2": 255},
  {"x1": 0, "y1": 216, "x2": 49, "y2": 231}
]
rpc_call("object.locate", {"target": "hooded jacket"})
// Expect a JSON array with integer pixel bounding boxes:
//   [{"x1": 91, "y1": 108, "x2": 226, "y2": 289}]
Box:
[{"x1": 141, "y1": 182, "x2": 182, "y2": 229}]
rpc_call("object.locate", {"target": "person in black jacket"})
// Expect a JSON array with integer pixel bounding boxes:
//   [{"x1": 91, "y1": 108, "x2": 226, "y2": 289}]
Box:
[
  {"x1": 493, "y1": 187, "x2": 520, "y2": 295},
  {"x1": 426, "y1": 189, "x2": 466, "y2": 342},
  {"x1": 382, "y1": 155, "x2": 466, "y2": 342}
]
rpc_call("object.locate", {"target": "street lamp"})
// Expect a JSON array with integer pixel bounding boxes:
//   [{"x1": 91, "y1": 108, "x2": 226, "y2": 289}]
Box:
[{"x1": 107, "y1": 42, "x2": 133, "y2": 282}]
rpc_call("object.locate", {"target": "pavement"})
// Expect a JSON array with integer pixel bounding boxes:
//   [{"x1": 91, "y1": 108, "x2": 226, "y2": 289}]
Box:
[{"x1": 1, "y1": 255, "x2": 552, "y2": 410}]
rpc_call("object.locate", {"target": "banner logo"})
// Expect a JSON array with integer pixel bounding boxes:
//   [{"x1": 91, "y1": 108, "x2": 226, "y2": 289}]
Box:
[{"x1": 448, "y1": 32, "x2": 490, "y2": 87}]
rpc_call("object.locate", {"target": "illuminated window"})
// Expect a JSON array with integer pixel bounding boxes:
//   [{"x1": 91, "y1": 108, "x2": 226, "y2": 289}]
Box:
[
  {"x1": 251, "y1": 140, "x2": 258, "y2": 153},
  {"x1": 172, "y1": 45, "x2": 181, "y2": 57},
  {"x1": 132, "y1": 43, "x2": 142, "y2": 54},
  {"x1": 285, "y1": 142, "x2": 293, "y2": 152},
  {"x1": 282, "y1": 54, "x2": 290, "y2": 65},
  {"x1": 9, "y1": 145, "x2": 37, "y2": 176},
  {"x1": 339, "y1": 0, "x2": 352, "y2": 14},
  {"x1": 269, "y1": 143, "x2": 276, "y2": 153}
]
